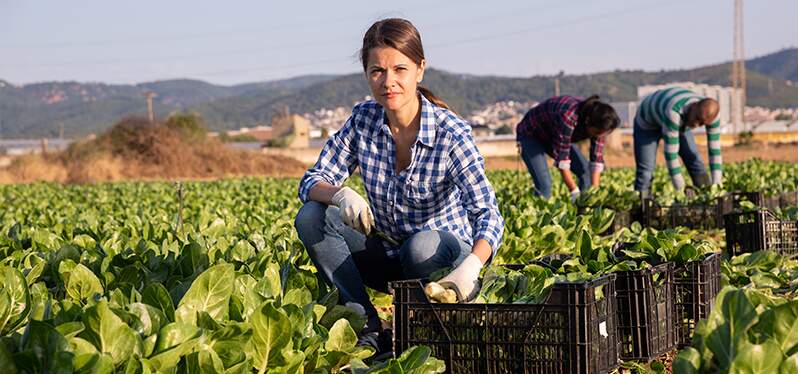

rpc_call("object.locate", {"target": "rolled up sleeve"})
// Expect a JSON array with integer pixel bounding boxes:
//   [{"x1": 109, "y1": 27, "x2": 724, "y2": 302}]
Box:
[
  {"x1": 589, "y1": 135, "x2": 606, "y2": 173},
  {"x1": 553, "y1": 111, "x2": 577, "y2": 170},
  {"x1": 662, "y1": 110, "x2": 685, "y2": 189},
  {"x1": 298, "y1": 115, "x2": 359, "y2": 202}
]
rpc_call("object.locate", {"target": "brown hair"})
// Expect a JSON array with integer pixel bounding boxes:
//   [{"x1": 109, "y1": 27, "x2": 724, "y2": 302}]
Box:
[
  {"x1": 360, "y1": 18, "x2": 451, "y2": 110},
  {"x1": 577, "y1": 95, "x2": 620, "y2": 133}
]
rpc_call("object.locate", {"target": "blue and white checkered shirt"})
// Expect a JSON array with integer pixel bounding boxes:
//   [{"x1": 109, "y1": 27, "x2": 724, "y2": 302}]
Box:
[{"x1": 298, "y1": 94, "x2": 504, "y2": 259}]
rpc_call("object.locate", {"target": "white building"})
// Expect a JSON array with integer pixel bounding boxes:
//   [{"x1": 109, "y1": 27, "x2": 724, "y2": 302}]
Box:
[{"x1": 610, "y1": 101, "x2": 638, "y2": 128}]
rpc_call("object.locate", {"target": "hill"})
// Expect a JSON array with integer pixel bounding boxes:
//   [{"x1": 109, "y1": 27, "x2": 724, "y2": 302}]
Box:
[
  {"x1": 245, "y1": 52, "x2": 798, "y2": 117},
  {"x1": 1, "y1": 49, "x2": 796, "y2": 138},
  {"x1": 0, "y1": 75, "x2": 335, "y2": 138},
  {"x1": 746, "y1": 48, "x2": 798, "y2": 82}
]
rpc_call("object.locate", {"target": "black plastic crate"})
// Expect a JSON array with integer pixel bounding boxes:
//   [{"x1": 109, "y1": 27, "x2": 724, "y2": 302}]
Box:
[
  {"x1": 758, "y1": 191, "x2": 798, "y2": 211},
  {"x1": 723, "y1": 191, "x2": 798, "y2": 211},
  {"x1": 777, "y1": 191, "x2": 798, "y2": 208},
  {"x1": 719, "y1": 192, "x2": 763, "y2": 213},
  {"x1": 641, "y1": 197, "x2": 723, "y2": 230},
  {"x1": 724, "y1": 209, "x2": 798, "y2": 258},
  {"x1": 610, "y1": 210, "x2": 634, "y2": 234},
  {"x1": 614, "y1": 262, "x2": 676, "y2": 361},
  {"x1": 390, "y1": 273, "x2": 619, "y2": 374},
  {"x1": 673, "y1": 253, "x2": 722, "y2": 347},
  {"x1": 641, "y1": 192, "x2": 776, "y2": 230}
]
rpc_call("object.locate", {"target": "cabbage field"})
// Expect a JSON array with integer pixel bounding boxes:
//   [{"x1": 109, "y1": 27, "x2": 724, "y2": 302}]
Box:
[
  {"x1": 1, "y1": 159, "x2": 798, "y2": 373},
  {"x1": 0, "y1": 179, "x2": 443, "y2": 373}
]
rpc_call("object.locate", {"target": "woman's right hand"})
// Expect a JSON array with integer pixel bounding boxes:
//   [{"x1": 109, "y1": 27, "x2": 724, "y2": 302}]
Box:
[{"x1": 331, "y1": 187, "x2": 374, "y2": 235}]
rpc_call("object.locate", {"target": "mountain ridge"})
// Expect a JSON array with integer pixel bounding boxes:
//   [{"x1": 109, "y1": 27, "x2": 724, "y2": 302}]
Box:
[{"x1": 1, "y1": 49, "x2": 796, "y2": 138}]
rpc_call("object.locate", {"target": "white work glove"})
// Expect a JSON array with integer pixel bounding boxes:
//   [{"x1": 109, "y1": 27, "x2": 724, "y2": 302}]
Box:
[
  {"x1": 570, "y1": 188, "x2": 581, "y2": 204},
  {"x1": 711, "y1": 170, "x2": 723, "y2": 186},
  {"x1": 331, "y1": 187, "x2": 374, "y2": 235},
  {"x1": 438, "y1": 254, "x2": 483, "y2": 302},
  {"x1": 672, "y1": 174, "x2": 686, "y2": 193}
]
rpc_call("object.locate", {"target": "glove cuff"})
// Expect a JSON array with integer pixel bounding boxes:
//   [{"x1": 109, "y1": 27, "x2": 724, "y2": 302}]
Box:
[
  {"x1": 331, "y1": 186, "x2": 352, "y2": 207},
  {"x1": 460, "y1": 253, "x2": 484, "y2": 273},
  {"x1": 711, "y1": 170, "x2": 723, "y2": 185},
  {"x1": 672, "y1": 174, "x2": 686, "y2": 191}
]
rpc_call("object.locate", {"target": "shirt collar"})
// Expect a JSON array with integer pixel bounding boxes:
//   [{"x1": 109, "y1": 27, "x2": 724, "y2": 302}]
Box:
[
  {"x1": 371, "y1": 93, "x2": 437, "y2": 148},
  {"x1": 416, "y1": 94, "x2": 437, "y2": 148}
]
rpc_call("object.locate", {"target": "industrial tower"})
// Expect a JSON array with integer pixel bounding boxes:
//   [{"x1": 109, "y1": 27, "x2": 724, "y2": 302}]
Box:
[{"x1": 731, "y1": 0, "x2": 746, "y2": 134}]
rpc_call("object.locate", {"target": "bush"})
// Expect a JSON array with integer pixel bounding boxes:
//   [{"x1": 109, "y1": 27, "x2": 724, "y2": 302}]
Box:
[
  {"x1": 165, "y1": 112, "x2": 207, "y2": 142},
  {"x1": 218, "y1": 133, "x2": 259, "y2": 143},
  {"x1": 495, "y1": 124, "x2": 514, "y2": 135},
  {"x1": 735, "y1": 131, "x2": 754, "y2": 146}
]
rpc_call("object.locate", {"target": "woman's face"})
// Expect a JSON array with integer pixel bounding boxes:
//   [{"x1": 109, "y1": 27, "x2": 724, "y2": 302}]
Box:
[{"x1": 365, "y1": 47, "x2": 425, "y2": 112}]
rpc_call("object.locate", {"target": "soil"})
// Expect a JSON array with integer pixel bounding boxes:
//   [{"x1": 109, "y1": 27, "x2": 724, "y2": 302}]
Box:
[
  {"x1": 5, "y1": 134, "x2": 796, "y2": 184},
  {"x1": 485, "y1": 142, "x2": 798, "y2": 171},
  {"x1": 618, "y1": 349, "x2": 677, "y2": 374}
]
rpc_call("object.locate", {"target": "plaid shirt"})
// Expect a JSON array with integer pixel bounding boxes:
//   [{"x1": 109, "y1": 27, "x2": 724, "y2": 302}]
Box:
[
  {"x1": 298, "y1": 94, "x2": 504, "y2": 258},
  {"x1": 515, "y1": 95, "x2": 606, "y2": 172}
]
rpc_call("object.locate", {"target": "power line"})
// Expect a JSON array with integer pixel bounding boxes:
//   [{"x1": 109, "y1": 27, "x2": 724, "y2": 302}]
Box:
[
  {"x1": 4, "y1": 0, "x2": 696, "y2": 81},
  {"x1": 428, "y1": 0, "x2": 684, "y2": 49},
  {"x1": 1, "y1": 0, "x2": 663, "y2": 69},
  {"x1": 2, "y1": 0, "x2": 561, "y2": 68},
  {"x1": 190, "y1": 0, "x2": 690, "y2": 80},
  {"x1": 187, "y1": 57, "x2": 356, "y2": 78},
  {"x1": 0, "y1": 14, "x2": 364, "y2": 50},
  {"x1": 0, "y1": 36, "x2": 361, "y2": 69},
  {"x1": 0, "y1": 0, "x2": 484, "y2": 50}
]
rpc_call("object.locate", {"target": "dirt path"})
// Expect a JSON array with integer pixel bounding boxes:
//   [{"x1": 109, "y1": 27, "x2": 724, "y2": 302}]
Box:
[{"x1": 485, "y1": 142, "x2": 798, "y2": 170}]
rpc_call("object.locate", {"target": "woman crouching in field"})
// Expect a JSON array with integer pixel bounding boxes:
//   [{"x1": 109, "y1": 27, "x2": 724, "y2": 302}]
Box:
[{"x1": 294, "y1": 18, "x2": 504, "y2": 355}]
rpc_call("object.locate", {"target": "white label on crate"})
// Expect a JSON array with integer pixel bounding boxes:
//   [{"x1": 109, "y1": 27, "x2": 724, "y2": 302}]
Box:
[{"x1": 599, "y1": 322, "x2": 608, "y2": 337}]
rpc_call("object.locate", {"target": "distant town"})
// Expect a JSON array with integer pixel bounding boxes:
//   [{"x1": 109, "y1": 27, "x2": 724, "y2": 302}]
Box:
[
  {"x1": 2, "y1": 81, "x2": 797, "y2": 158},
  {"x1": 212, "y1": 82, "x2": 798, "y2": 146}
]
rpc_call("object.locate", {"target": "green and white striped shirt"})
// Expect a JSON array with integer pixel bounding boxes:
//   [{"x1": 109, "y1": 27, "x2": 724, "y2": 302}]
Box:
[{"x1": 636, "y1": 87, "x2": 722, "y2": 190}]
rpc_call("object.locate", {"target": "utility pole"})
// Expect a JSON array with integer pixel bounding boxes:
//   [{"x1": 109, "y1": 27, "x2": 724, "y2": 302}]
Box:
[
  {"x1": 144, "y1": 91, "x2": 157, "y2": 123},
  {"x1": 554, "y1": 77, "x2": 561, "y2": 97},
  {"x1": 731, "y1": 0, "x2": 746, "y2": 134},
  {"x1": 554, "y1": 70, "x2": 565, "y2": 97},
  {"x1": 58, "y1": 122, "x2": 64, "y2": 140}
]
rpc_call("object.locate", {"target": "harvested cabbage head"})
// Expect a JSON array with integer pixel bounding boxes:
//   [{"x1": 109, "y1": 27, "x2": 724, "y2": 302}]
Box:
[{"x1": 424, "y1": 281, "x2": 458, "y2": 303}]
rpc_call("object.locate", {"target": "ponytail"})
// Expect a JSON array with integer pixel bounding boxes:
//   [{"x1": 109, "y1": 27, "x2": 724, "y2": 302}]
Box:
[
  {"x1": 418, "y1": 85, "x2": 453, "y2": 112},
  {"x1": 576, "y1": 95, "x2": 601, "y2": 120}
]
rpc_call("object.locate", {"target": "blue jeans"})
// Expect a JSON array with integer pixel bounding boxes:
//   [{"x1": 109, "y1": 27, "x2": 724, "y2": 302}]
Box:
[
  {"x1": 294, "y1": 201, "x2": 471, "y2": 322},
  {"x1": 518, "y1": 136, "x2": 590, "y2": 198},
  {"x1": 633, "y1": 119, "x2": 707, "y2": 192}
]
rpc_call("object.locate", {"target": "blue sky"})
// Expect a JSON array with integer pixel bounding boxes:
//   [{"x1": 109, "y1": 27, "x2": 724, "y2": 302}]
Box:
[{"x1": 1, "y1": 0, "x2": 795, "y2": 85}]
